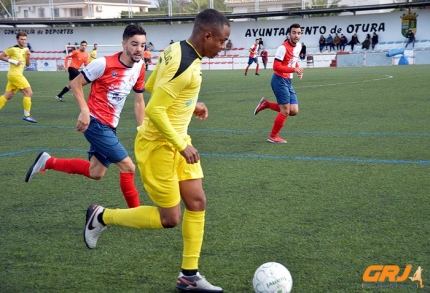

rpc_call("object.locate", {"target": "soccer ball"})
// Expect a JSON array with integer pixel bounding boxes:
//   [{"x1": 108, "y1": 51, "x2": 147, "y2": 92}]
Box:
[{"x1": 253, "y1": 262, "x2": 293, "y2": 293}]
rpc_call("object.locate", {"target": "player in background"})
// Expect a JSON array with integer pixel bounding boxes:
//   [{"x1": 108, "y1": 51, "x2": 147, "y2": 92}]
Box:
[
  {"x1": 55, "y1": 40, "x2": 89, "y2": 102},
  {"x1": 82, "y1": 9, "x2": 230, "y2": 293},
  {"x1": 89, "y1": 44, "x2": 98, "y2": 62},
  {"x1": 0, "y1": 32, "x2": 37, "y2": 123},
  {"x1": 253, "y1": 23, "x2": 304, "y2": 143},
  {"x1": 143, "y1": 47, "x2": 151, "y2": 70},
  {"x1": 244, "y1": 38, "x2": 260, "y2": 76},
  {"x1": 25, "y1": 25, "x2": 146, "y2": 209}
]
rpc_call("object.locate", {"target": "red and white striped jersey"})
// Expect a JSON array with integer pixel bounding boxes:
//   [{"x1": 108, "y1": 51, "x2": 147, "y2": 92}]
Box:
[
  {"x1": 82, "y1": 52, "x2": 145, "y2": 128},
  {"x1": 273, "y1": 41, "x2": 302, "y2": 79},
  {"x1": 249, "y1": 43, "x2": 259, "y2": 58}
]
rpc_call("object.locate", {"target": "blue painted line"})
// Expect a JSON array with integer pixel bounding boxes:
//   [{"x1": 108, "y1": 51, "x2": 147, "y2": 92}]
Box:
[
  {"x1": 1, "y1": 124, "x2": 429, "y2": 137},
  {"x1": 200, "y1": 153, "x2": 430, "y2": 165},
  {"x1": 1, "y1": 148, "x2": 429, "y2": 165}
]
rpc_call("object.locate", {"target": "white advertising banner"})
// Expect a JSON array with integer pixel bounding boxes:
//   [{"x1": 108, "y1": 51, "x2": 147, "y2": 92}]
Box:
[
  {"x1": 0, "y1": 10, "x2": 429, "y2": 53},
  {"x1": 0, "y1": 61, "x2": 9, "y2": 71},
  {"x1": 36, "y1": 59, "x2": 57, "y2": 71}
]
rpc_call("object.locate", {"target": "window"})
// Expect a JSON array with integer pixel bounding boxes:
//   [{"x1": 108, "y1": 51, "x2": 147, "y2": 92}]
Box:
[
  {"x1": 24, "y1": 10, "x2": 29, "y2": 18},
  {"x1": 72, "y1": 8, "x2": 83, "y2": 17},
  {"x1": 54, "y1": 8, "x2": 60, "y2": 18},
  {"x1": 38, "y1": 8, "x2": 45, "y2": 18}
]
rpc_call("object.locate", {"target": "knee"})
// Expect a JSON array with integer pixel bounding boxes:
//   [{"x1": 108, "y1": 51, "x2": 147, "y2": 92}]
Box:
[
  {"x1": 280, "y1": 109, "x2": 290, "y2": 116},
  {"x1": 161, "y1": 214, "x2": 181, "y2": 228},
  {"x1": 289, "y1": 111, "x2": 298, "y2": 116},
  {"x1": 121, "y1": 162, "x2": 135, "y2": 173},
  {"x1": 89, "y1": 170, "x2": 105, "y2": 180},
  {"x1": 116, "y1": 158, "x2": 136, "y2": 174},
  {"x1": 90, "y1": 174, "x2": 104, "y2": 180},
  {"x1": 185, "y1": 196, "x2": 207, "y2": 212}
]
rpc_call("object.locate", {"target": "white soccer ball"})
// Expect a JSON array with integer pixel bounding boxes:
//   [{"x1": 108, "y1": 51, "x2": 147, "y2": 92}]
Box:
[{"x1": 253, "y1": 262, "x2": 293, "y2": 293}]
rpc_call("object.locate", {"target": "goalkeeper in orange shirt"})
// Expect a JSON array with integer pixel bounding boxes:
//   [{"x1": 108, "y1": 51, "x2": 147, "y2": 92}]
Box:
[{"x1": 55, "y1": 40, "x2": 89, "y2": 102}]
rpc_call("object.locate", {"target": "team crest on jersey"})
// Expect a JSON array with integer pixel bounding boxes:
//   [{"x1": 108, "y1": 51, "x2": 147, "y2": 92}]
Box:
[
  {"x1": 400, "y1": 12, "x2": 418, "y2": 37},
  {"x1": 112, "y1": 71, "x2": 117, "y2": 77}
]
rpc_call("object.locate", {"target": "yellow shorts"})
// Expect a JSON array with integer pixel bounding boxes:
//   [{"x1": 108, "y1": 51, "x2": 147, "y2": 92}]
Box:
[
  {"x1": 134, "y1": 132, "x2": 204, "y2": 208},
  {"x1": 6, "y1": 74, "x2": 30, "y2": 93}
]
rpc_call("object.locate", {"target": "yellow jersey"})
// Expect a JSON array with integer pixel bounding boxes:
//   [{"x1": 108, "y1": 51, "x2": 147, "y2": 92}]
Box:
[
  {"x1": 138, "y1": 40, "x2": 202, "y2": 151},
  {"x1": 89, "y1": 49, "x2": 97, "y2": 62},
  {"x1": 5, "y1": 45, "x2": 28, "y2": 76}
]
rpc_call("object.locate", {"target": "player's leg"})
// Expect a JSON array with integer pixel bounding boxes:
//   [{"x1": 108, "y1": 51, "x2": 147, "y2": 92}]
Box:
[
  {"x1": 245, "y1": 58, "x2": 253, "y2": 75},
  {"x1": 289, "y1": 103, "x2": 299, "y2": 116},
  {"x1": 84, "y1": 116, "x2": 140, "y2": 207},
  {"x1": 115, "y1": 156, "x2": 140, "y2": 208},
  {"x1": 20, "y1": 81, "x2": 37, "y2": 123},
  {"x1": 175, "y1": 143, "x2": 222, "y2": 292},
  {"x1": 268, "y1": 75, "x2": 290, "y2": 143},
  {"x1": 25, "y1": 150, "x2": 93, "y2": 182},
  {"x1": 84, "y1": 135, "x2": 179, "y2": 249},
  {"x1": 255, "y1": 59, "x2": 260, "y2": 75},
  {"x1": 56, "y1": 68, "x2": 78, "y2": 101},
  {"x1": 0, "y1": 85, "x2": 14, "y2": 110}
]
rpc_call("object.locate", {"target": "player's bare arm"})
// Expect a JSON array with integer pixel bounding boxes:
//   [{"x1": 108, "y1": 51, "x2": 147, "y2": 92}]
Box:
[
  {"x1": 25, "y1": 49, "x2": 30, "y2": 67},
  {"x1": 70, "y1": 74, "x2": 90, "y2": 132},
  {"x1": 0, "y1": 51, "x2": 20, "y2": 66},
  {"x1": 134, "y1": 92, "x2": 145, "y2": 126}
]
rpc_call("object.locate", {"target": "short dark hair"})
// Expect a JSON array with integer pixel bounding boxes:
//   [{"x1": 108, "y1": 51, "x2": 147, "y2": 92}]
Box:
[
  {"x1": 16, "y1": 31, "x2": 27, "y2": 39},
  {"x1": 80, "y1": 40, "x2": 87, "y2": 45},
  {"x1": 123, "y1": 24, "x2": 146, "y2": 41},
  {"x1": 193, "y1": 9, "x2": 230, "y2": 36},
  {"x1": 289, "y1": 23, "x2": 301, "y2": 30}
]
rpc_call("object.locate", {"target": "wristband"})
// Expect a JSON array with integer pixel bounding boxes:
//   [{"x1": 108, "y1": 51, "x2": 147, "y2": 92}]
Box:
[{"x1": 8, "y1": 59, "x2": 19, "y2": 65}]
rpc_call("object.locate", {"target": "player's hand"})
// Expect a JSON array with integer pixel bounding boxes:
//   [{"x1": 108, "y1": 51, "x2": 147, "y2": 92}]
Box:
[
  {"x1": 26, "y1": 50, "x2": 31, "y2": 59},
  {"x1": 296, "y1": 67, "x2": 304, "y2": 79},
  {"x1": 180, "y1": 145, "x2": 200, "y2": 164},
  {"x1": 194, "y1": 102, "x2": 208, "y2": 121},
  {"x1": 76, "y1": 111, "x2": 90, "y2": 133}
]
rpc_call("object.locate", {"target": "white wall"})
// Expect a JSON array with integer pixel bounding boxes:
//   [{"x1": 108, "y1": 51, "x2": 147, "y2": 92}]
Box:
[{"x1": 1, "y1": 10, "x2": 428, "y2": 53}]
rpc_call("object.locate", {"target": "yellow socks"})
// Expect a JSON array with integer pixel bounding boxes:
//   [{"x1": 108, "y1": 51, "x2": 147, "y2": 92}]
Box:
[
  {"x1": 23, "y1": 96, "x2": 31, "y2": 116},
  {"x1": 181, "y1": 210, "x2": 205, "y2": 270},
  {"x1": 103, "y1": 206, "x2": 163, "y2": 229},
  {"x1": 102, "y1": 207, "x2": 205, "y2": 271},
  {"x1": 0, "y1": 96, "x2": 7, "y2": 109}
]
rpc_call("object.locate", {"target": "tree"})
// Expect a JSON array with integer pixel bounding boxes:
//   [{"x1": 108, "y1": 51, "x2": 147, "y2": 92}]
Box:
[
  {"x1": 0, "y1": 0, "x2": 12, "y2": 18},
  {"x1": 308, "y1": 0, "x2": 344, "y2": 17}
]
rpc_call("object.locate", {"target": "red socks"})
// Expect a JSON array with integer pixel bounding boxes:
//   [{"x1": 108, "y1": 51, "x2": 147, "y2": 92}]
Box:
[
  {"x1": 45, "y1": 157, "x2": 140, "y2": 208},
  {"x1": 268, "y1": 102, "x2": 280, "y2": 112},
  {"x1": 46, "y1": 157, "x2": 90, "y2": 177},
  {"x1": 270, "y1": 113, "x2": 287, "y2": 137},
  {"x1": 120, "y1": 172, "x2": 140, "y2": 208}
]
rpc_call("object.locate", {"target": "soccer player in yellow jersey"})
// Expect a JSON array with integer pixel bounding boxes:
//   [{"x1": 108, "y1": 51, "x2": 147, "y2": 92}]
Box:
[
  {"x1": 89, "y1": 44, "x2": 97, "y2": 62},
  {"x1": 84, "y1": 9, "x2": 230, "y2": 292},
  {"x1": 0, "y1": 32, "x2": 37, "y2": 123}
]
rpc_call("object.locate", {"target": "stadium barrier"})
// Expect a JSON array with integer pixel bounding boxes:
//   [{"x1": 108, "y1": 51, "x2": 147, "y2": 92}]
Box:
[{"x1": 1, "y1": 44, "x2": 429, "y2": 72}]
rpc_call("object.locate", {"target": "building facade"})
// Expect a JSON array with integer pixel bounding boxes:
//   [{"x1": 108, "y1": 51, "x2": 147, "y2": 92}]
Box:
[{"x1": 11, "y1": 0, "x2": 151, "y2": 20}]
